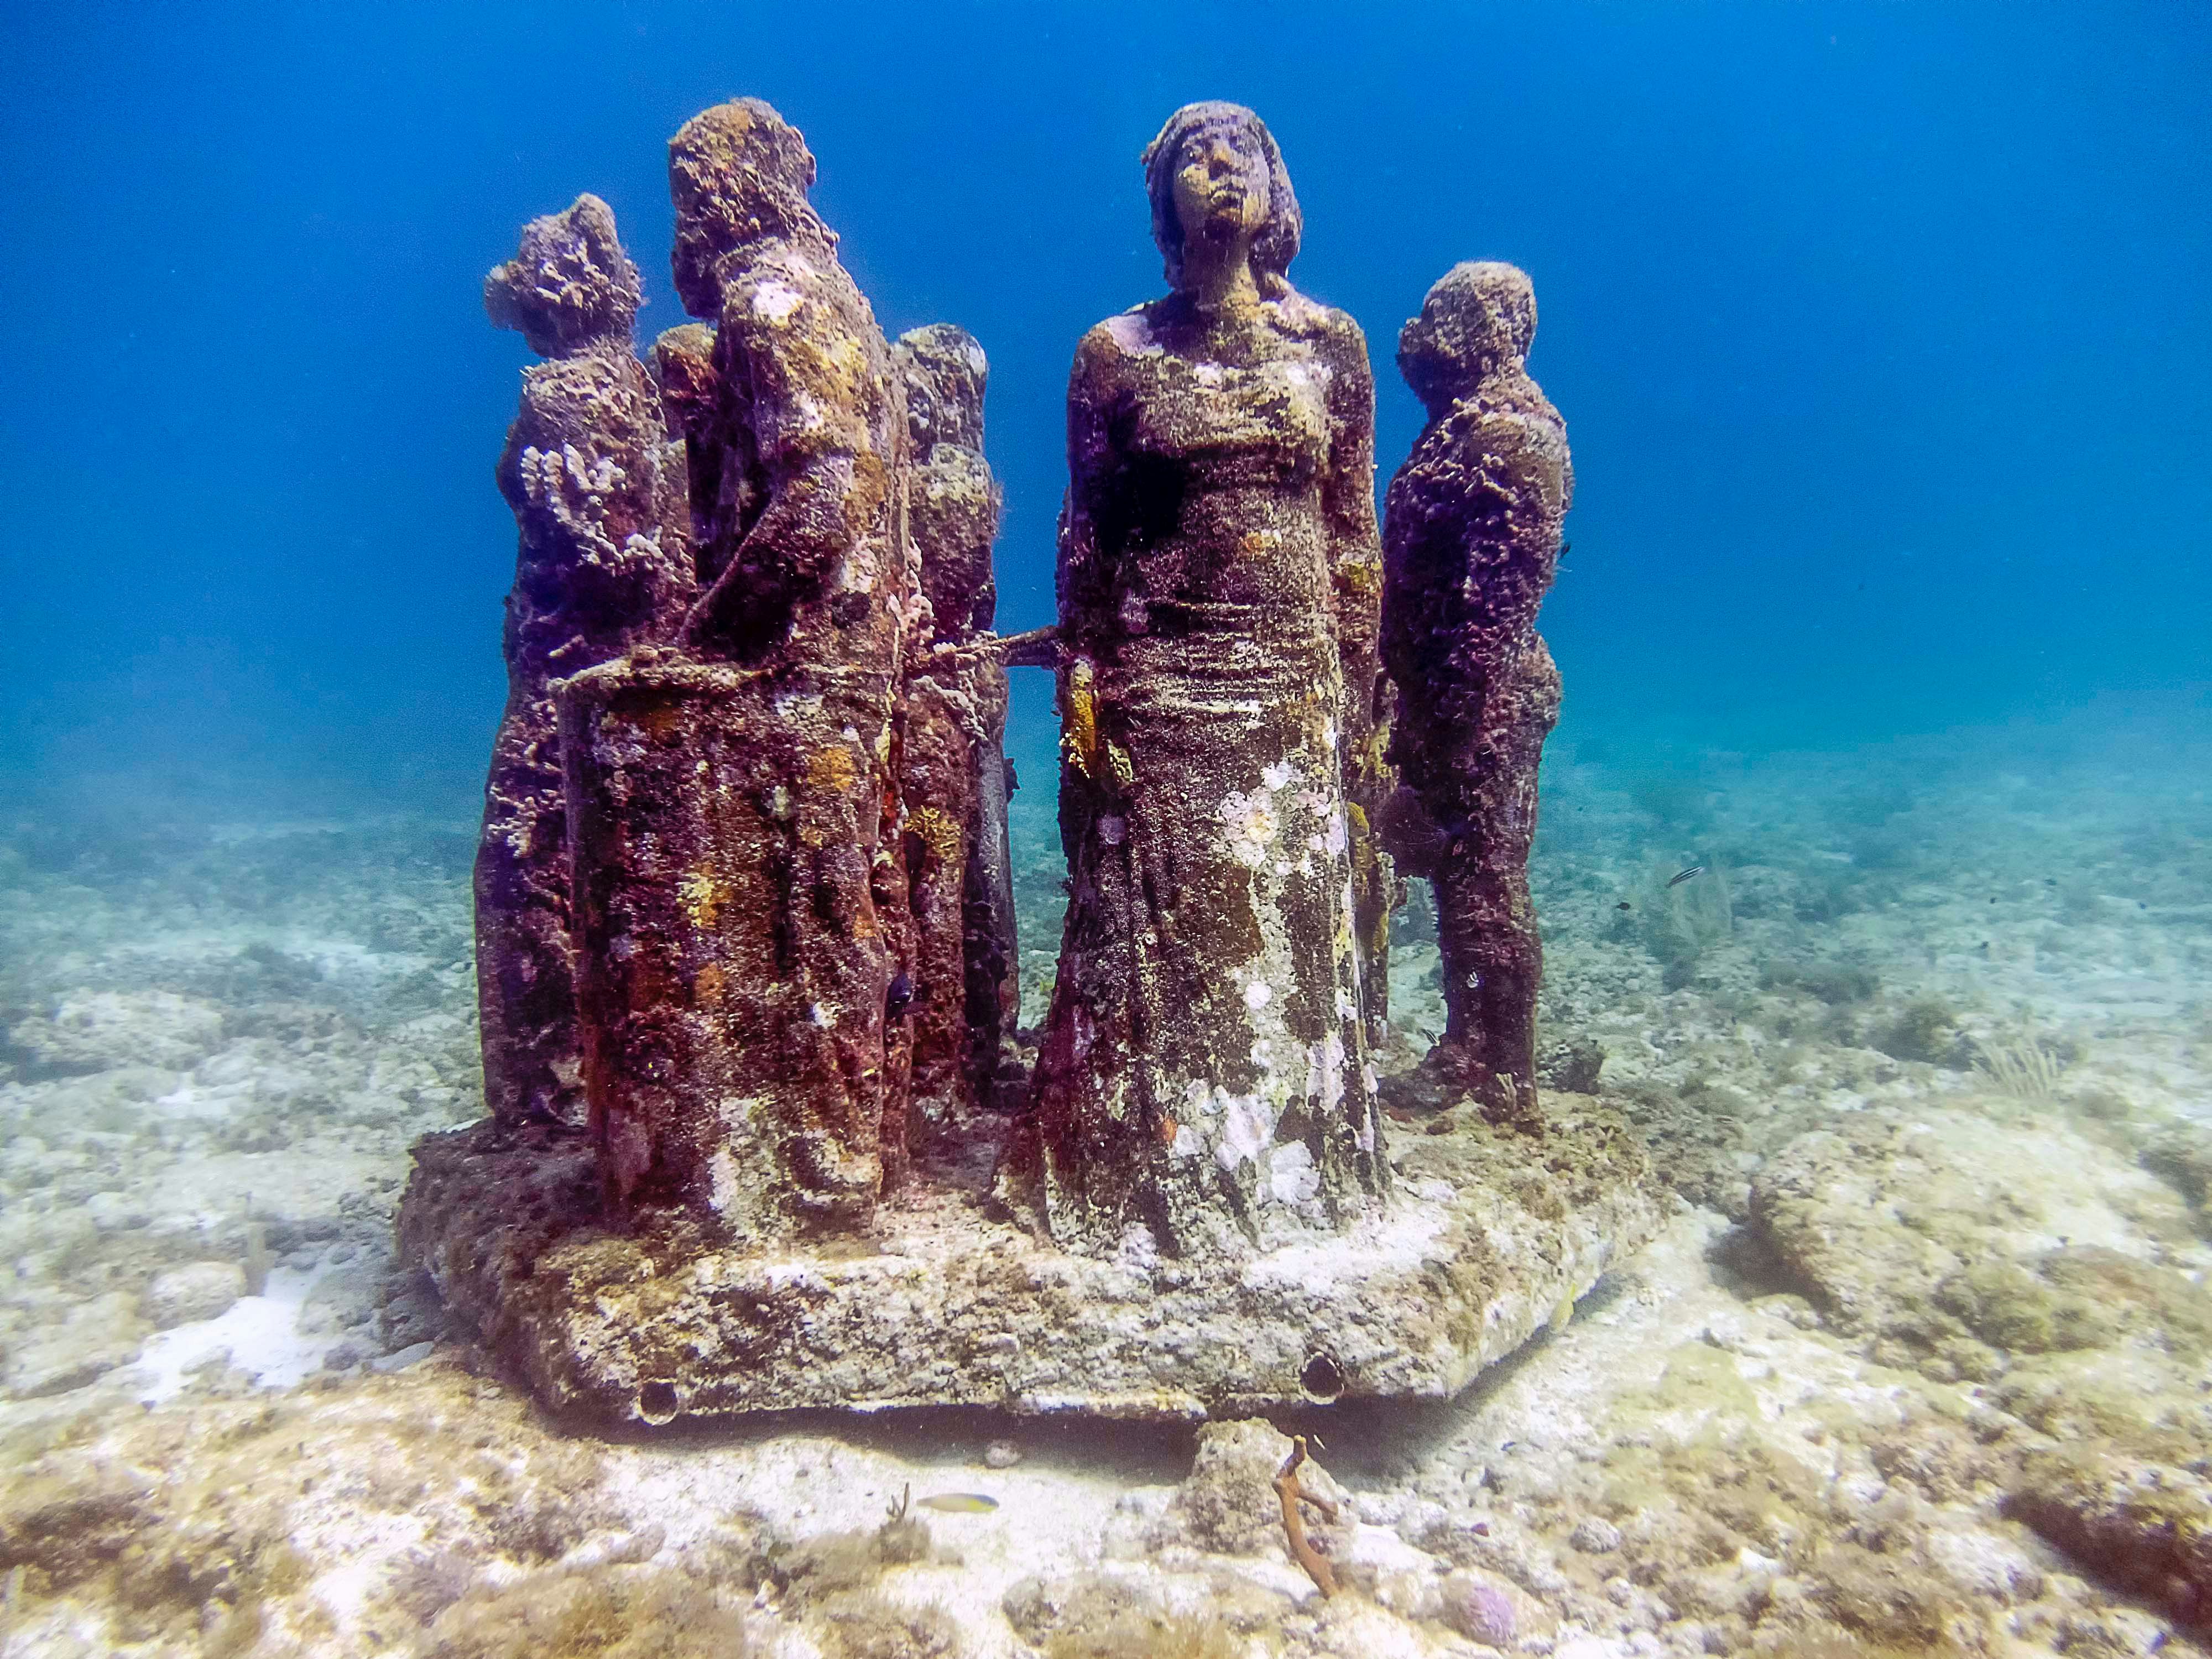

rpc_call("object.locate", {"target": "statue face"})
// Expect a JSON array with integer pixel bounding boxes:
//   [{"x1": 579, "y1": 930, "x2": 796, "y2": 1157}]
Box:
[{"x1": 1169, "y1": 122, "x2": 1271, "y2": 248}]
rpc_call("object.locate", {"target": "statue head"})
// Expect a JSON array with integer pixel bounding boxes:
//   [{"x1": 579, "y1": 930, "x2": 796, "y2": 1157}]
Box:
[
  {"x1": 1397, "y1": 261, "x2": 1538, "y2": 416},
  {"x1": 895, "y1": 324, "x2": 988, "y2": 453},
  {"x1": 1142, "y1": 102, "x2": 1301, "y2": 296},
  {"x1": 668, "y1": 97, "x2": 828, "y2": 319},
  {"x1": 484, "y1": 194, "x2": 643, "y2": 358}
]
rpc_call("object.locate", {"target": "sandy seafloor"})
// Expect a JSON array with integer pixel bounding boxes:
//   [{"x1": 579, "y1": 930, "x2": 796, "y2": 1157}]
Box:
[{"x1": 1, "y1": 706, "x2": 2208, "y2": 1658}]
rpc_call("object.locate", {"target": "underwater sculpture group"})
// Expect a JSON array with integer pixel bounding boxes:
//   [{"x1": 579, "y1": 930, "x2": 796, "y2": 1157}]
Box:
[{"x1": 400, "y1": 97, "x2": 1657, "y2": 1426}]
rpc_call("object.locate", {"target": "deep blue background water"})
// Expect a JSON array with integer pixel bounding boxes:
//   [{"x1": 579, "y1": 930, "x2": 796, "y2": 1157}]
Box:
[{"x1": 2, "y1": 2, "x2": 2206, "y2": 811}]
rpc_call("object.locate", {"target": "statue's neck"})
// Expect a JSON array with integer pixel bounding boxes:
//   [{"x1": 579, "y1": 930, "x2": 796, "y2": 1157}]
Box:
[{"x1": 1179, "y1": 237, "x2": 1262, "y2": 319}]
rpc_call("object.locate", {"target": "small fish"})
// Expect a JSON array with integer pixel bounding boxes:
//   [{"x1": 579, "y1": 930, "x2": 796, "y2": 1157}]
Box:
[
  {"x1": 1666, "y1": 865, "x2": 1706, "y2": 888},
  {"x1": 1614, "y1": 901, "x2": 1632, "y2": 912},
  {"x1": 916, "y1": 1492, "x2": 998, "y2": 1514},
  {"x1": 885, "y1": 971, "x2": 915, "y2": 1018}
]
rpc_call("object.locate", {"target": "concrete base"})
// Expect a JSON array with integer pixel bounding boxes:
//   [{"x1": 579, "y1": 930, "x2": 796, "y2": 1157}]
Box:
[{"x1": 398, "y1": 1095, "x2": 1660, "y2": 1429}]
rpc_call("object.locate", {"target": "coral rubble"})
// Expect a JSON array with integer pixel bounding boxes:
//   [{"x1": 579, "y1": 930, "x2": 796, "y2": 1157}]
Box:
[
  {"x1": 1380, "y1": 260, "x2": 1572, "y2": 1126},
  {"x1": 8, "y1": 660, "x2": 2212, "y2": 1653}
]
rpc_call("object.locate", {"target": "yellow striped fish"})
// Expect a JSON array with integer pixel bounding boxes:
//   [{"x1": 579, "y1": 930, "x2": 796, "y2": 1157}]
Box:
[{"x1": 916, "y1": 1492, "x2": 999, "y2": 1514}]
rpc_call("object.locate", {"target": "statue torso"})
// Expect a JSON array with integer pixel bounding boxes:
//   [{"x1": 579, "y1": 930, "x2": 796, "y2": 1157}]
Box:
[{"x1": 1071, "y1": 295, "x2": 1349, "y2": 640}]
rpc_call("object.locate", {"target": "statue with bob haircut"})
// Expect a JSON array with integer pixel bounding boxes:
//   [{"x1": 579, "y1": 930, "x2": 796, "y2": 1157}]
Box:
[{"x1": 1003, "y1": 101, "x2": 1396, "y2": 1254}]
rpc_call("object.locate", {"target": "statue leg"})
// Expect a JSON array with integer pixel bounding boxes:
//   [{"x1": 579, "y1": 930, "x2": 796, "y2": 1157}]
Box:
[
  {"x1": 1431, "y1": 638, "x2": 1559, "y2": 1130},
  {"x1": 474, "y1": 701, "x2": 585, "y2": 1129}
]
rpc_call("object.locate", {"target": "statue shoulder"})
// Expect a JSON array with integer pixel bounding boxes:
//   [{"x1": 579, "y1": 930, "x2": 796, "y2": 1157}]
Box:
[
  {"x1": 1077, "y1": 307, "x2": 1161, "y2": 361},
  {"x1": 1280, "y1": 297, "x2": 1376, "y2": 409},
  {"x1": 1070, "y1": 308, "x2": 1158, "y2": 395},
  {"x1": 1274, "y1": 290, "x2": 1369, "y2": 356},
  {"x1": 718, "y1": 244, "x2": 851, "y2": 340}
]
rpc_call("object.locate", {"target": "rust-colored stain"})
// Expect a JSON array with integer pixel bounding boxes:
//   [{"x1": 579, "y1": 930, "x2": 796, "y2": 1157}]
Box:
[
  {"x1": 907, "y1": 805, "x2": 963, "y2": 868},
  {"x1": 807, "y1": 744, "x2": 858, "y2": 791},
  {"x1": 627, "y1": 699, "x2": 686, "y2": 742},
  {"x1": 1061, "y1": 659, "x2": 1098, "y2": 779},
  {"x1": 693, "y1": 961, "x2": 726, "y2": 1009}
]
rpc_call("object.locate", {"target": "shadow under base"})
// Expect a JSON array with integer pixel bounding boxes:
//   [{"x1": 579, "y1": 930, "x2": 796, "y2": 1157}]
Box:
[{"x1": 398, "y1": 1097, "x2": 1660, "y2": 1430}]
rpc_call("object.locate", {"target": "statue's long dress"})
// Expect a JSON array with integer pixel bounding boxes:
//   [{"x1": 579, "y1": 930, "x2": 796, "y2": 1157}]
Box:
[{"x1": 1010, "y1": 296, "x2": 1387, "y2": 1255}]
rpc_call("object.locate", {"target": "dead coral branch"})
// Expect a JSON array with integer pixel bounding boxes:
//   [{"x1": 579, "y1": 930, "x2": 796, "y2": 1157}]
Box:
[{"x1": 1274, "y1": 1434, "x2": 1339, "y2": 1597}]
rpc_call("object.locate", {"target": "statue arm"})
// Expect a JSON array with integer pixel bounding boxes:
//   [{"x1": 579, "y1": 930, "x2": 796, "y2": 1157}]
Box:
[
  {"x1": 682, "y1": 300, "x2": 878, "y2": 643},
  {"x1": 1056, "y1": 326, "x2": 1124, "y2": 654},
  {"x1": 1050, "y1": 326, "x2": 1125, "y2": 860},
  {"x1": 1322, "y1": 322, "x2": 1385, "y2": 595},
  {"x1": 1319, "y1": 315, "x2": 1390, "y2": 793}
]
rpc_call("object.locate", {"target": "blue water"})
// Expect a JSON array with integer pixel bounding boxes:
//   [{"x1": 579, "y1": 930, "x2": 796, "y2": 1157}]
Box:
[{"x1": 1, "y1": 2, "x2": 2206, "y2": 804}]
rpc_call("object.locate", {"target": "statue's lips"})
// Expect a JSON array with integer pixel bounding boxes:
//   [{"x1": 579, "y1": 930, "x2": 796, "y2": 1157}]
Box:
[{"x1": 1194, "y1": 190, "x2": 1251, "y2": 229}]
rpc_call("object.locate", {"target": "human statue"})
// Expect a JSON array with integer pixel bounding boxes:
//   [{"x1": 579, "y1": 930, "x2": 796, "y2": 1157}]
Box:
[
  {"x1": 1380, "y1": 261, "x2": 1573, "y2": 1130},
  {"x1": 474, "y1": 194, "x2": 694, "y2": 1131},
  {"x1": 893, "y1": 324, "x2": 1022, "y2": 1172},
  {"x1": 406, "y1": 95, "x2": 1658, "y2": 1435},
  {"x1": 1003, "y1": 102, "x2": 1390, "y2": 1253},
  {"x1": 556, "y1": 99, "x2": 915, "y2": 1240}
]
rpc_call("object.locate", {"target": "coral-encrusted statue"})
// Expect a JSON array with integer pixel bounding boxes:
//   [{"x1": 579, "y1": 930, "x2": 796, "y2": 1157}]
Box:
[
  {"x1": 1380, "y1": 262, "x2": 1573, "y2": 1128},
  {"x1": 894, "y1": 325, "x2": 1020, "y2": 1171},
  {"x1": 555, "y1": 100, "x2": 915, "y2": 1241},
  {"x1": 1004, "y1": 102, "x2": 1389, "y2": 1253},
  {"x1": 474, "y1": 195, "x2": 694, "y2": 1130},
  {"x1": 405, "y1": 99, "x2": 1659, "y2": 1432}
]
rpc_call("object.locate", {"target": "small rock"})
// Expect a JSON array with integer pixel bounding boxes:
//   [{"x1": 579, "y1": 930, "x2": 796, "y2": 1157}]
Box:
[
  {"x1": 322, "y1": 1342, "x2": 366, "y2": 1371},
  {"x1": 301, "y1": 1264, "x2": 378, "y2": 1335},
  {"x1": 372, "y1": 1340, "x2": 436, "y2": 1373},
  {"x1": 86, "y1": 1192, "x2": 149, "y2": 1231},
  {"x1": 1569, "y1": 1515, "x2": 1624, "y2": 1554},
  {"x1": 1439, "y1": 1571, "x2": 1517, "y2": 1645},
  {"x1": 1538, "y1": 1036, "x2": 1606, "y2": 1094},
  {"x1": 1156, "y1": 1418, "x2": 1352, "y2": 1558},
  {"x1": 6, "y1": 1291, "x2": 145, "y2": 1397},
  {"x1": 563, "y1": 1525, "x2": 665, "y2": 1569},
  {"x1": 1924, "y1": 1525, "x2": 2041, "y2": 1601},
  {"x1": 2058, "y1": 1609, "x2": 2172, "y2": 1656},
  {"x1": 983, "y1": 1439, "x2": 1022, "y2": 1469},
  {"x1": 143, "y1": 1261, "x2": 248, "y2": 1329}
]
